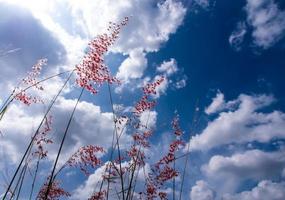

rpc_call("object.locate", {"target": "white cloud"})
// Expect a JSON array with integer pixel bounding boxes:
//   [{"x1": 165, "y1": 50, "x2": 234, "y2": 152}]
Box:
[
  {"x1": 174, "y1": 78, "x2": 187, "y2": 89},
  {"x1": 139, "y1": 110, "x2": 157, "y2": 130},
  {"x1": 230, "y1": 0, "x2": 285, "y2": 50},
  {"x1": 116, "y1": 49, "x2": 147, "y2": 82},
  {"x1": 71, "y1": 162, "x2": 108, "y2": 199},
  {"x1": 202, "y1": 149, "x2": 285, "y2": 190},
  {"x1": 205, "y1": 92, "x2": 225, "y2": 114},
  {"x1": 189, "y1": 94, "x2": 285, "y2": 151},
  {"x1": 0, "y1": 0, "x2": 186, "y2": 164},
  {"x1": 156, "y1": 58, "x2": 187, "y2": 91},
  {"x1": 3, "y1": 0, "x2": 183, "y2": 66},
  {"x1": 49, "y1": 97, "x2": 132, "y2": 164},
  {"x1": 246, "y1": 0, "x2": 285, "y2": 49},
  {"x1": 190, "y1": 180, "x2": 215, "y2": 200},
  {"x1": 229, "y1": 22, "x2": 247, "y2": 51},
  {"x1": 0, "y1": 97, "x2": 132, "y2": 166},
  {"x1": 81, "y1": 0, "x2": 186, "y2": 53},
  {"x1": 72, "y1": 161, "x2": 130, "y2": 200},
  {"x1": 157, "y1": 58, "x2": 178, "y2": 76},
  {"x1": 205, "y1": 91, "x2": 240, "y2": 115},
  {"x1": 0, "y1": 0, "x2": 187, "y2": 102},
  {"x1": 0, "y1": 0, "x2": 186, "y2": 80},
  {"x1": 223, "y1": 180, "x2": 285, "y2": 200},
  {"x1": 0, "y1": 103, "x2": 43, "y2": 162},
  {"x1": 67, "y1": 0, "x2": 187, "y2": 54}
]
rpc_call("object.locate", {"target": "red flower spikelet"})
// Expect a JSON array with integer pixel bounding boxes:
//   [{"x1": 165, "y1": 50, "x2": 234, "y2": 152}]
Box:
[
  {"x1": 15, "y1": 59, "x2": 47, "y2": 105},
  {"x1": 75, "y1": 17, "x2": 129, "y2": 94},
  {"x1": 37, "y1": 179, "x2": 70, "y2": 200},
  {"x1": 67, "y1": 145, "x2": 105, "y2": 175}
]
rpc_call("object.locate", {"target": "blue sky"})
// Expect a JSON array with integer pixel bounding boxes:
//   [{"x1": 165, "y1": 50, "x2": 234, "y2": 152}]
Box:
[{"x1": 0, "y1": 0, "x2": 285, "y2": 199}]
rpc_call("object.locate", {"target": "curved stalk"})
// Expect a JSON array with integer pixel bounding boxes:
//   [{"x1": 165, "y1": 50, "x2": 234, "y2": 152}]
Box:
[
  {"x1": 2, "y1": 71, "x2": 74, "y2": 200},
  {"x1": 44, "y1": 87, "x2": 84, "y2": 200}
]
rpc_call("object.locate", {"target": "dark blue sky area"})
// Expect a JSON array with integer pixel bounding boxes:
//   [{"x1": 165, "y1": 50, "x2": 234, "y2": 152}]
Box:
[{"x1": 146, "y1": 0, "x2": 285, "y2": 130}]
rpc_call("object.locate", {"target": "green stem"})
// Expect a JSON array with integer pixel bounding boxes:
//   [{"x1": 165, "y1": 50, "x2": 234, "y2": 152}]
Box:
[
  {"x1": 44, "y1": 87, "x2": 84, "y2": 200},
  {"x1": 107, "y1": 83, "x2": 125, "y2": 200},
  {"x1": 2, "y1": 71, "x2": 74, "y2": 200}
]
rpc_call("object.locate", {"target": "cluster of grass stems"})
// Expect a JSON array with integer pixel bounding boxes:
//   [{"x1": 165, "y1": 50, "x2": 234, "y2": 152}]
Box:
[{"x1": 0, "y1": 18, "x2": 198, "y2": 200}]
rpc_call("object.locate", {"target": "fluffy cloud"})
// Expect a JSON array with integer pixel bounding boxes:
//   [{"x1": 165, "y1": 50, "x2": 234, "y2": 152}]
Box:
[
  {"x1": 190, "y1": 180, "x2": 285, "y2": 200},
  {"x1": 116, "y1": 49, "x2": 147, "y2": 82},
  {"x1": 205, "y1": 91, "x2": 241, "y2": 115},
  {"x1": 0, "y1": 0, "x2": 186, "y2": 84},
  {"x1": 71, "y1": 162, "x2": 108, "y2": 199},
  {"x1": 66, "y1": 0, "x2": 187, "y2": 53},
  {"x1": 205, "y1": 92, "x2": 225, "y2": 114},
  {"x1": 189, "y1": 93, "x2": 285, "y2": 151},
  {"x1": 190, "y1": 180, "x2": 215, "y2": 200},
  {"x1": 223, "y1": 180, "x2": 285, "y2": 200},
  {"x1": 246, "y1": 0, "x2": 285, "y2": 49},
  {"x1": 202, "y1": 149, "x2": 285, "y2": 189},
  {"x1": 174, "y1": 77, "x2": 187, "y2": 89},
  {"x1": 229, "y1": 0, "x2": 285, "y2": 50},
  {"x1": 0, "y1": 2, "x2": 186, "y2": 181},
  {"x1": 0, "y1": 0, "x2": 187, "y2": 104},
  {"x1": 139, "y1": 110, "x2": 157, "y2": 130},
  {"x1": 112, "y1": 0, "x2": 186, "y2": 83},
  {"x1": 72, "y1": 161, "x2": 136, "y2": 200},
  {"x1": 112, "y1": 0, "x2": 187, "y2": 53},
  {"x1": 157, "y1": 58, "x2": 178, "y2": 76},
  {"x1": 0, "y1": 104, "x2": 42, "y2": 163},
  {"x1": 0, "y1": 97, "x2": 132, "y2": 165},
  {"x1": 152, "y1": 58, "x2": 187, "y2": 93}
]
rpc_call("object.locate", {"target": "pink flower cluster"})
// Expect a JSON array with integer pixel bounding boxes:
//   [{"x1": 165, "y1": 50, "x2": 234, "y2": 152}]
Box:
[
  {"x1": 143, "y1": 76, "x2": 165, "y2": 95},
  {"x1": 134, "y1": 76, "x2": 165, "y2": 115},
  {"x1": 146, "y1": 183, "x2": 157, "y2": 200},
  {"x1": 88, "y1": 190, "x2": 106, "y2": 200},
  {"x1": 37, "y1": 179, "x2": 70, "y2": 200},
  {"x1": 14, "y1": 92, "x2": 42, "y2": 106},
  {"x1": 172, "y1": 115, "x2": 183, "y2": 136},
  {"x1": 127, "y1": 145, "x2": 146, "y2": 167},
  {"x1": 67, "y1": 145, "x2": 105, "y2": 175},
  {"x1": 156, "y1": 165, "x2": 178, "y2": 183},
  {"x1": 134, "y1": 96, "x2": 156, "y2": 115},
  {"x1": 33, "y1": 115, "x2": 53, "y2": 159},
  {"x1": 75, "y1": 17, "x2": 129, "y2": 94},
  {"x1": 155, "y1": 115, "x2": 184, "y2": 167},
  {"x1": 23, "y1": 59, "x2": 47, "y2": 90},
  {"x1": 158, "y1": 192, "x2": 167, "y2": 200},
  {"x1": 15, "y1": 59, "x2": 47, "y2": 105},
  {"x1": 141, "y1": 114, "x2": 184, "y2": 199},
  {"x1": 132, "y1": 131, "x2": 152, "y2": 148}
]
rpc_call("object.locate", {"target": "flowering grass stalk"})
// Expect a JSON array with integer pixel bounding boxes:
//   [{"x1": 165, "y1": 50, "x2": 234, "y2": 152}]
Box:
[
  {"x1": 2, "y1": 71, "x2": 74, "y2": 199},
  {"x1": 0, "y1": 16, "x2": 196, "y2": 200},
  {"x1": 110, "y1": 84, "x2": 126, "y2": 200},
  {"x1": 0, "y1": 68, "x2": 73, "y2": 124},
  {"x1": 44, "y1": 87, "x2": 84, "y2": 199}
]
